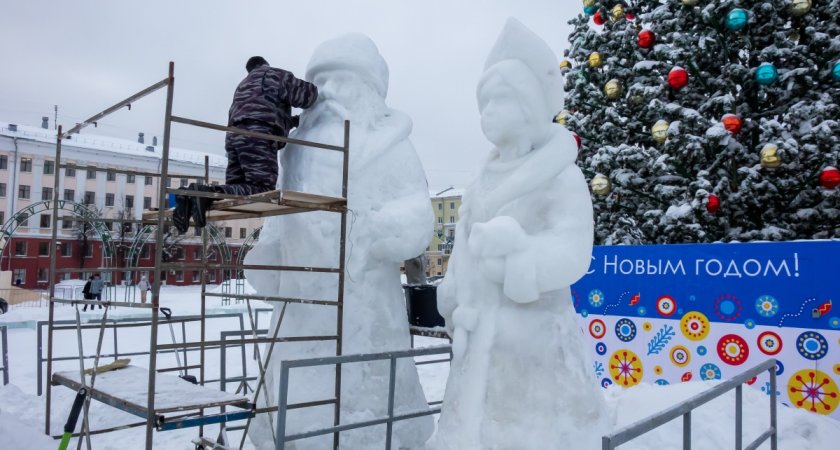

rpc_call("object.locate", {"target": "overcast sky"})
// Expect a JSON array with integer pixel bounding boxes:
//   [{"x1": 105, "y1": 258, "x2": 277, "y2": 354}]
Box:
[{"x1": 1, "y1": 0, "x2": 576, "y2": 192}]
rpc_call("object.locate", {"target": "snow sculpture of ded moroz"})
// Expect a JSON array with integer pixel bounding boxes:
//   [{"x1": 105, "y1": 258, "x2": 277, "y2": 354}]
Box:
[
  {"x1": 244, "y1": 34, "x2": 435, "y2": 449},
  {"x1": 431, "y1": 18, "x2": 609, "y2": 450}
]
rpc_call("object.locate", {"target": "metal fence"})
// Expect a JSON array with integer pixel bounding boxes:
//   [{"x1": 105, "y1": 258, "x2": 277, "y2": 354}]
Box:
[
  {"x1": 0, "y1": 325, "x2": 8, "y2": 385},
  {"x1": 602, "y1": 358, "x2": 778, "y2": 450},
  {"x1": 275, "y1": 345, "x2": 452, "y2": 450}
]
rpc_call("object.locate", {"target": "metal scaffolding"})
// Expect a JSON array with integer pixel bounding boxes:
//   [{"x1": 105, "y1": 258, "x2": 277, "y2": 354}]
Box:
[{"x1": 45, "y1": 62, "x2": 350, "y2": 450}]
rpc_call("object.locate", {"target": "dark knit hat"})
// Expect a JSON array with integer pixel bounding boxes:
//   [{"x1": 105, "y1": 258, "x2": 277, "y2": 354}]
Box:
[{"x1": 246, "y1": 56, "x2": 268, "y2": 73}]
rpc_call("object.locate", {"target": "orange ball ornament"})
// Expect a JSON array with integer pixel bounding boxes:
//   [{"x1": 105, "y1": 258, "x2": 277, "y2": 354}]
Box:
[{"x1": 722, "y1": 114, "x2": 743, "y2": 135}]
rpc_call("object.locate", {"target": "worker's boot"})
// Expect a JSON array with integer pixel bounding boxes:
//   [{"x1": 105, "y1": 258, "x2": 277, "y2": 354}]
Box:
[
  {"x1": 190, "y1": 184, "x2": 221, "y2": 229},
  {"x1": 172, "y1": 192, "x2": 193, "y2": 234}
]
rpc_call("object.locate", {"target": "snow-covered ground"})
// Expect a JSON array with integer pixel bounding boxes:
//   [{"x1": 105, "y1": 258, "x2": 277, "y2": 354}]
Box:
[{"x1": 0, "y1": 284, "x2": 838, "y2": 449}]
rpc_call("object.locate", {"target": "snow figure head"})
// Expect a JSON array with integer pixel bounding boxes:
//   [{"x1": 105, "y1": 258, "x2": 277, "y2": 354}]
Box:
[
  {"x1": 305, "y1": 33, "x2": 389, "y2": 121},
  {"x1": 478, "y1": 18, "x2": 564, "y2": 157}
]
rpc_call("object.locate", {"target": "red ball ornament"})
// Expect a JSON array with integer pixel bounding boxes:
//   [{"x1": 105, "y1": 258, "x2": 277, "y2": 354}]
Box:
[
  {"x1": 573, "y1": 132, "x2": 582, "y2": 150},
  {"x1": 638, "y1": 29, "x2": 655, "y2": 49},
  {"x1": 707, "y1": 195, "x2": 721, "y2": 214},
  {"x1": 820, "y1": 167, "x2": 840, "y2": 189},
  {"x1": 668, "y1": 67, "x2": 689, "y2": 90},
  {"x1": 625, "y1": 11, "x2": 636, "y2": 21},
  {"x1": 593, "y1": 10, "x2": 606, "y2": 25},
  {"x1": 722, "y1": 114, "x2": 743, "y2": 135}
]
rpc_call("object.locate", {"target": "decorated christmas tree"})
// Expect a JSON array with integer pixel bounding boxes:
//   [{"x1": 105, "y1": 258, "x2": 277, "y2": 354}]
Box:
[{"x1": 562, "y1": 0, "x2": 840, "y2": 244}]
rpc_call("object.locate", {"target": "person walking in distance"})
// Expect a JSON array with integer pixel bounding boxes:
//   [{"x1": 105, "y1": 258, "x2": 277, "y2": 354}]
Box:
[
  {"x1": 137, "y1": 275, "x2": 151, "y2": 304},
  {"x1": 89, "y1": 274, "x2": 104, "y2": 309},
  {"x1": 81, "y1": 276, "x2": 94, "y2": 312},
  {"x1": 173, "y1": 56, "x2": 319, "y2": 233}
]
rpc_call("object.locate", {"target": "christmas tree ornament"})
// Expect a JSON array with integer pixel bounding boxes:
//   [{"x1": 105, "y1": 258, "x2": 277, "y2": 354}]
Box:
[
  {"x1": 833, "y1": 60, "x2": 840, "y2": 82},
  {"x1": 722, "y1": 114, "x2": 743, "y2": 135},
  {"x1": 820, "y1": 167, "x2": 840, "y2": 189},
  {"x1": 668, "y1": 67, "x2": 689, "y2": 90},
  {"x1": 652, "y1": 120, "x2": 670, "y2": 143},
  {"x1": 628, "y1": 94, "x2": 644, "y2": 106},
  {"x1": 573, "y1": 132, "x2": 582, "y2": 150},
  {"x1": 760, "y1": 144, "x2": 781, "y2": 169},
  {"x1": 604, "y1": 79, "x2": 623, "y2": 99},
  {"x1": 755, "y1": 63, "x2": 779, "y2": 86},
  {"x1": 611, "y1": 4, "x2": 625, "y2": 21},
  {"x1": 553, "y1": 110, "x2": 569, "y2": 125},
  {"x1": 591, "y1": 174, "x2": 611, "y2": 196},
  {"x1": 589, "y1": 52, "x2": 604, "y2": 68},
  {"x1": 788, "y1": 0, "x2": 812, "y2": 17},
  {"x1": 726, "y1": 9, "x2": 749, "y2": 32},
  {"x1": 593, "y1": 10, "x2": 606, "y2": 25},
  {"x1": 559, "y1": 59, "x2": 573, "y2": 70},
  {"x1": 789, "y1": 29, "x2": 801, "y2": 42},
  {"x1": 582, "y1": 0, "x2": 596, "y2": 7},
  {"x1": 682, "y1": 0, "x2": 699, "y2": 6},
  {"x1": 584, "y1": 5, "x2": 598, "y2": 15},
  {"x1": 638, "y1": 29, "x2": 656, "y2": 49},
  {"x1": 707, "y1": 195, "x2": 720, "y2": 213},
  {"x1": 625, "y1": 11, "x2": 636, "y2": 21}
]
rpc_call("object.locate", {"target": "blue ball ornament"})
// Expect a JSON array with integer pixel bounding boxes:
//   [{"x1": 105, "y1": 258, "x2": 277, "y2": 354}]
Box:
[
  {"x1": 833, "y1": 61, "x2": 840, "y2": 82},
  {"x1": 726, "y1": 8, "x2": 749, "y2": 31},
  {"x1": 584, "y1": 5, "x2": 597, "y2": 15},
  {"x1": 756, "y1": 63, "x2": 779, "y2": 86}
]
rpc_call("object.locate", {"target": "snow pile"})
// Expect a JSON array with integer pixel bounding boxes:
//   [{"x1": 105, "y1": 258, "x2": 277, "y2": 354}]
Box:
[
  {"x1": 0, "y1": 385, "x2": 57, "y2": 450},
  {"x1": 430, "y1": 18, "x2": 608, "y2": 450},
  {"x1": 244, "y1": 33, "x2": 434, "y2": 449}
]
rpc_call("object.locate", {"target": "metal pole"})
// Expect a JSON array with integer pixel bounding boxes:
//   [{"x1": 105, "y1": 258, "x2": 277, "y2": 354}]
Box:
[
  {"x1": 385, "y1": 357, "x2": 397, "y2": 450},
  {"x1": 333, "y1": 119, "x2": 350, "y2": 450},
  {"x1": 199, "y1": 155, "x2": 209, "y2": 439},
  {"x1": 45, "y1": 124, "x2": 63, "y2": 435},
  {"x1": 73, "y1": 306, "x2": 93, "y2": 450},
  {"x1": 275, "y1": 365, "x2": 291, "y2": 450},
  {"x1": 770, "y1": 364, "x2": 777, "y2": 450},
  {"x1": 146, "y1": 61, "x2": 175, "y2": 450},
  {"x1": 735, "y1": 385, "x2": 742, "y2": 450},
  {"x1": 1, "y1": 326, "x2": 8, "y2": 385},
  {"x1": 602, "y1": 436, "x2": 612, "y2": 450},
  {"x1": 38, "y1": 322, "x2": 44, "y2": 395},
  {"x1": 77, "y1": 307, "x2": 111, "y2": 450},
  {"x1": 683, "y1": 411, "x2": 691, "y2": 450}
]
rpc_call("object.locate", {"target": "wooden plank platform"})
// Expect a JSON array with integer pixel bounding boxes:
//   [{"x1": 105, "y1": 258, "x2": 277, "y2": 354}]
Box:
[
  {"x1": 52, "y1": 366, "x2": 250, "y2": 418},
  {"x1": 143, "y1": 189, "x2": 346, "y2": 222}
]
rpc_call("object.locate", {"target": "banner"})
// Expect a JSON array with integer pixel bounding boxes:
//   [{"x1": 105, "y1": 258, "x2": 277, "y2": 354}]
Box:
[{"x1": 572, "y1": 241, "x2": 840, "y2": 419}]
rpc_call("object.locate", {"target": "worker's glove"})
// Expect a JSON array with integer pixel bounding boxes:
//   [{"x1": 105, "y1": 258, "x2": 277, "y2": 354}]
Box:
[{"x1": 291, "y1": 115, "x2": 300, "y2": 129}]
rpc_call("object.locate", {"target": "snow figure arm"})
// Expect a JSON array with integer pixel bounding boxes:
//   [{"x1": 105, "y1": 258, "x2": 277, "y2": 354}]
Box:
[{"x1": 502, "y1": 166, "x2": 593, "y2": 303}]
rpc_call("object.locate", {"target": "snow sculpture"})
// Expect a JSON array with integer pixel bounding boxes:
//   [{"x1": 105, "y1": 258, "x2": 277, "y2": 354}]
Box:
[
  {"x1": 432, "y1": 19, "x2": 609, "y2": 450},
  {"x1": 245, "y1": 34, "x2": 435, "y2": 449}
]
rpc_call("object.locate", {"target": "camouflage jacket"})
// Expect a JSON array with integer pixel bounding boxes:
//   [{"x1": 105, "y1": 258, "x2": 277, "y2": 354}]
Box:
[{"x1": 228, "y1": 66, "x2": 318, "y2": 134}]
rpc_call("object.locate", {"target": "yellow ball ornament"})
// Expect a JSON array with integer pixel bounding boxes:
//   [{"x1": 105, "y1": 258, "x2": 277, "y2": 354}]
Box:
[
  {"x1": 760, "y1": 144, "x2": 781, "y2": 169},
  {"x1": 611, "y1": 4, "x2": 625, "y2": 21},
  {"x1": 588, "y1": 52, "x2": 603, "y2": 68},
  {"x1": 591, "y1": 174, "x2": 611, "y2": 196},
  {"x1": 559, "y1": 59, "x2": 573, "y2": 70},
  {"x1": 553, "y1": 110, "x2": 569, "y2": 125},
  {"x1": 682, "y1": 0, "x2": 699, "y2": 6},
  {"x1": 583, "y1": 0, "x2": 596, "y2": 7},
  {"x1": 789, "y1": 0, "x2": 812, "y2": 17},
  {"x1": 604, "y1": 79, "x2": 623, "y2": 100},
  {"x1": 652, "y1": 120, "x2": 670, "y2": 143}
]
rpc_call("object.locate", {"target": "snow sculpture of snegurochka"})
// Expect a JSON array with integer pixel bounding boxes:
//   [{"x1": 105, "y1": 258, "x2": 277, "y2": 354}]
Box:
[
  {"x1": 431, "y1": 18, "x2": 609, "y2": 450},
  {"x1": 245, "y1": 34, "x2": 435, "y2": 449}
]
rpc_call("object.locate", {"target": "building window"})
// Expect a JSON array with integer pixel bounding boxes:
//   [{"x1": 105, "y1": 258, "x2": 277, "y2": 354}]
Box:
[
  {"x1": 84, "y1": 245, "x2": 93, "y2": 257},
  {"x1": 225, "y1": 227, "x2": 232, "y2": 238},
  {"x1": 62, "y1": 218, "x2": 73, "y2": 229},
  {"x1": 0, "y1": 155, "x2": 7, "y2": 169},
  {"x1": 65, "y1": 166, "x2": 76, "y2": 177},
  {"x1": 145, "y1": 176, "x2": 153, "y2": 185},
  {"x1": 176, "y1": 247, "x2": 185, "y2": 260},
  {"x1": 438, "y1": 244, "x2": 444, "y2": 251},
  {"x1": 37, "y1": 267, "x2": 49, "y2": 282},
  {"x1": 192, "y1": 249, "x2": 200, "y2": 260},
  {"x1": 14, "y1": 241, "x2": 27, "y2": 256},
  {"x1": 64, "y1": 189, "x2": 75, "y2": 201},
  {"x1": 437, "y1": 216, "x2": 442, "y2": 224},
  {"x1": 192, "y1": 271, "x2": 200, "y2": 283},
  {"x1": 437, "y1": 203, "x2": 442, "y2": 210},
  {"x1": 20, "y1": 157, "x2": 32, "y2": 172},
  {"x1": 448, "y1": 229, "x2": 454, "y2": 237},
  {"x1": 449, "y1": 216, "x2": 455, "y2": 223},
  {"x1": 42, "y1": 187, "x2": 53, "y2": 201},
  {"x1": 0, "y1": 212, "x2": 4, "y2": 224},
  {"x1": 84, "y1": 191, "x2": 95, "y2": 205},
  {"x1": 105, "y1": 193, "x2": 114, "y2": 207},
  {"x1": 44, "y1": 160, "x2": 55, "y2": 174},
  {"x1": 180, "y1": 178, "x2": 188, "y2": 188},
  {"x1": 60, "y1": 243, "x2": 72, "y2": 257},
  {"x1": 127, "y1": 174, "x2": 135, "y2": 184},
  {"x1": 12, "y1": 269, "x2": 26, "y2": 285},
  {"x1": 175, "y1": 271, "x2": 184, "y2": 282},
  {"x1": 143, "y1": 196, "x2": 152, "y2": 210},
  {"x1": 437, "y1": 258, "x2": 442, "y2": 265},
  {"x1": 122, "y1": 223, "x2": 133, "y2": 234},
  {"x1": 141, "y1": 246, "x2": 150, "y2": 259},
  {"x1": 17, "y1": 215, "x2": 28, "y2": 227},
  {"x1": 86, "y1": 167, "x2": 96, "y2": 179},
  {"x1": 0, "y1": 183, "x2": 5, "y2": 197},
  {"x1": 240, "y1": 228, "x2": 247, "y2": 239},
  {"x1": 105, "y1": 170, "x2": 116, "y2": 181},
  {"x1": 450, "y1": 202, "x2": 455, "y2": 210},
  {"x1": 209, "y1": 271, "x2": 216, "y2": 283},
  {"x1": 38, "y1": 242, "x2": 50, "y2": 256},
  {"x1": 40, "y1": 214, "x2": 50, "y2": 228},
  {"x1": 125, "y1": 195, "x2": 134, "y2": 208},
  {"x1": 18, "y1": 185, "x2": 30, "y2": 199}
]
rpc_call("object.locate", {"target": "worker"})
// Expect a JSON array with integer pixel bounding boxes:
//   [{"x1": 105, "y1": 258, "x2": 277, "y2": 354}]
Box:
[{"x1": 173, "y1": 56, "x2": 319, "y2": 233}]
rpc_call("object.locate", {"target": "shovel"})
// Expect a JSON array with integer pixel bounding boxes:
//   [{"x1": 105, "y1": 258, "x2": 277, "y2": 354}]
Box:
[{"x1": 159, "y1": 307, "x2": 198, "y2": 384}]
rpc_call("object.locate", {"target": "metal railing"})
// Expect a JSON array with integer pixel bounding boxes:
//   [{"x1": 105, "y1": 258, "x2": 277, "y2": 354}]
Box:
[
  {"x1": 602, "y1": 358, "x2": 778, "y2": 450},
  {"x1": 0, "y1": 325, "x2": 8, "y2": 385},
  {"x1": 275, "y1": 345, "x2": 451, "y2": 450}
]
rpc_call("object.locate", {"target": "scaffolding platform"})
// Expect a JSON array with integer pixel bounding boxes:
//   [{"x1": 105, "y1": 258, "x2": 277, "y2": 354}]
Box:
[
  {"x1": 143, "y1": 190, "x2": 347, "y2": 222},
  {"x1": 52, "y1": 366, "x2": 252, "y2": 429}
]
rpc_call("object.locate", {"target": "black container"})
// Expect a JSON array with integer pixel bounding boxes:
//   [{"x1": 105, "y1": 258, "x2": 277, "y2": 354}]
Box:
[{"x1": 404, "y1": 284, "x2": 445, "y2": 328}]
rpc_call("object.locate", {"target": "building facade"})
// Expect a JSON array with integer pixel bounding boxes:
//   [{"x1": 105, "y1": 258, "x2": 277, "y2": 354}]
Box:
[
  {"x1": 0, "y1": 119, "x2": 261, "y2": 288},
  {"x1": 425, "y1": 187, "x2": 462, "y2": 277}
]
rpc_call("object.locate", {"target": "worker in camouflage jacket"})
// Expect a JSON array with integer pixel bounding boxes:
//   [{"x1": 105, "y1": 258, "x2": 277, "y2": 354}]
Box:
[{"x1": 174, "y1": 56, "x2": 319, "y2": 233}]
